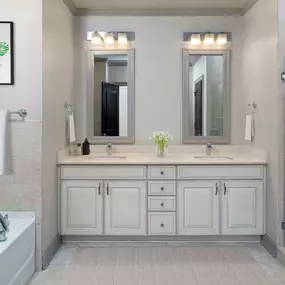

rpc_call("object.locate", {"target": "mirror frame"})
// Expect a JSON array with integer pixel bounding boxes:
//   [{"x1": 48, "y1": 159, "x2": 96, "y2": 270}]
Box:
[
  {"x1": 182, "y1": 49, "x2": 231, "y2": 144},
  {"x1": 87, "y1": 49, "x2": 135, "y2": 144}
]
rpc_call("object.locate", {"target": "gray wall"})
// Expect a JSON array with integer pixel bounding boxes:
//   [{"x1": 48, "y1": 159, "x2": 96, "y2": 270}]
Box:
[
  {"x1": 42, "y1": 0, "x2": 74, "y2": 265},
  {"x1": 74, "y1": 16, "x2": 244, "y2": 144},
  {"x1": 242, "y1": 0, "x2": 280, "y2": 246},
  {"x1": 0, "y1": 0, "x2": 43, "y2": 271}
]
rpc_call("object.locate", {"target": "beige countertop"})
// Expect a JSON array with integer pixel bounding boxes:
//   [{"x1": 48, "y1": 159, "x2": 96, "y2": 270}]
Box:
[{"x1": 57, "y1": 146, "x2": 267, "y2": 165}]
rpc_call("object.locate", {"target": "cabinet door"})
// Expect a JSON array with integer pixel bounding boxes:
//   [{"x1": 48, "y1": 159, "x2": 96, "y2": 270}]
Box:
[
  {"x1": 221, "y1": 180, "x2": 264, "y2": 235},
  {"x1": 105, "y1": 181, "x2": 147, "y2": 235},
  {"x1": 61, "y1": 180, "x2": 103, "y2": 235},
  {"x1": 178, "y1": 181, "x2": 219, "y2": 235}
]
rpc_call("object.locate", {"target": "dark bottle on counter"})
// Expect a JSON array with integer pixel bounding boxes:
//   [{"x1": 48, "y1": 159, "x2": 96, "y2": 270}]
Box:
[{"x1": 82, "y1": 138, "x2": 90, "y2": 155}]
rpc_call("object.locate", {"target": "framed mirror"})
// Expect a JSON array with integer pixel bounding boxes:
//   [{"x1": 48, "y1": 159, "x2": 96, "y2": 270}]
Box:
[
  {"x1": 87, "y1": 49, "x2": 135, "y2": 144},
  {"x1": 182, "y1": 49, "x2": 230, "y2": 144}
]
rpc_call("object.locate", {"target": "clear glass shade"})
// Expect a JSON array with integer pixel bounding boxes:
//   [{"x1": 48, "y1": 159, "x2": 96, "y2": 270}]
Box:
[
  {"x1": 204, "y1": 33, "x2": 215, "y2": 45},
  {"x1": 190, "y1": 34, "x2": 201, "y2": 45}
]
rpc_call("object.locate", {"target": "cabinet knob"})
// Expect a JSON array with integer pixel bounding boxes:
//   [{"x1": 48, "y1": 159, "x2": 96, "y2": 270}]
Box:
[
  {"x1": 160, "y1": 202, "x2": 164, "y2": 207},
  {"x1": 160, "y1": 223, "x2": 164, "y2": 228},
  {"x1": 160, "y1": 171, "x2": 164, "y2": 175},
  {"x1": 161, "y1": 187, "x2": 164, "y2": 191}
]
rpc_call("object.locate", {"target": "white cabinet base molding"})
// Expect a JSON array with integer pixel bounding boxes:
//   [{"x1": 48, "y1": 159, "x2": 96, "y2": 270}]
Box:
[{"x1": 59, "y1": 164, "x2": 265, "y2": 237}]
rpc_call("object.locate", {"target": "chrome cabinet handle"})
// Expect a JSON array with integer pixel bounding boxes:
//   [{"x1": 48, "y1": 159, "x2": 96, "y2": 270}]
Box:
[
  {"x1": 98, "y1": 183, "x2": 101, "y2": 195},
  {"x1": 107, "y1": 183, "x2": 109, "y2": 196},
  {"x1": 224, "y1": 183, "x2": 227, "y2": 195},
  {"x1": 160, "y1": 202, "x2": 164, "y2": 207},
  {"x1": 215, "y1": 183, "x2": 218, "y2": 195},
  {"x1": 160, "y1": 171, "x2": 164, "y2": 175},
  {"x1": 160, "y1": 223, "x2": 164, "y2": 228},
  {"x1": 161, "y1": 186, "x2": 164, "y2": 191}
]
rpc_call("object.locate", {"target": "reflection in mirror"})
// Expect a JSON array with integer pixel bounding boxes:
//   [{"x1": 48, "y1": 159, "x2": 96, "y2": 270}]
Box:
[
  {"x1": 87, "y1": 50, "x2": 135, "y2": 144},
  {"x1": 183, "y1": 50, "x2": 230, "y2": 144},
  {"x1": 93, "y1": 54, "x2": 128, "y2": 137},
  {"x1": 190, "y1": 54, "x2": 224, "y2": 137}
]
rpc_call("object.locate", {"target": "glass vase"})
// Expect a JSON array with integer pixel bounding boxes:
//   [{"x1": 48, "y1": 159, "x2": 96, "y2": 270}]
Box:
[{"x1": 156, "y1": 146, "x2": 166, "y2": 157}]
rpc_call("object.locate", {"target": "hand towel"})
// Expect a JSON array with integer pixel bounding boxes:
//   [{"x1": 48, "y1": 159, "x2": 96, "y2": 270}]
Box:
[
  {"x1": 245, "y1": 114, "x2": 254, "y2": 141},
  {"x1": 0, "y1": 110, "x2": 9, "y2": 175},
  {"x1": 68, "y1": 113, "x2": 76, "y2": 143}
]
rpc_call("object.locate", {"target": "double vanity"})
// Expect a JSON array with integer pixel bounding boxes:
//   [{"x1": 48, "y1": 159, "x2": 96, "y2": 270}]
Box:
[{"x1": 58, "y1": 147, "x2": 266, "y2": 240}]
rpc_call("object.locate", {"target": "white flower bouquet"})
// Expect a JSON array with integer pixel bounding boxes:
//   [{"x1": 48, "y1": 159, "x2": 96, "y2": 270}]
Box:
[{"x1": 150, "y1": 131, "x2": 173, "y2": 157}]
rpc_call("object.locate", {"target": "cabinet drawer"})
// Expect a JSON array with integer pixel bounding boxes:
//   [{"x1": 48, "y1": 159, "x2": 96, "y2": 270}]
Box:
[
  {"x1": 148, "y1": 197, "x2": 176, "y2": 211},
  {"x1": 61, "y1": 166, "x2": 146, "y2": 180},
  {"x1": 148, "y1": 166, "x2": 176, "y2": 179},
  {"x1": 148, "y1": 181, "x2": 176, "y2": 195},
  {"x1": 148, "y1": 212, "x2": 176, "y2": 235},
  {"x1": 178, "y1": 165, "x2": 264, "y2": 179}
]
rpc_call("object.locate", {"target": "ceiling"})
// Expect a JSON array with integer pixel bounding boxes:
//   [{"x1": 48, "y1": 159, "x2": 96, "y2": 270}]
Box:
[{"x1": 66, "y1": 0, "x2": 258, "y2": 15}]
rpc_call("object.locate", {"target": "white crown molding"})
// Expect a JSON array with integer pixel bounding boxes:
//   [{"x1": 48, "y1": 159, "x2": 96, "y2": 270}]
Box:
[
  {"x1": 75, "y1": 8, "x2": 242, "y2": 16},
  {"x1": 62, "y1": 0, "x2": 77, "y2": 14},
  {"x1": 242, "y1": 0, "x2": 259, "y2": 15}
]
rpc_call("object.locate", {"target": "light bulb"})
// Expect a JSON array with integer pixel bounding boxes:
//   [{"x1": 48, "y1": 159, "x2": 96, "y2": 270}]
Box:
[
  {"x1": 104, "y1": 32, "x2": 115, "y2": 46},
  {"x1": 217, "y1": 33, "x2": 228, "y2": 45},
  {"x1": 92, "y1": 32, "x2": 102, "y2": 45},
  {"x1": 190, "y1": 34, "x2": 201, "y2": 45},
  {"x1": 204, "y1": 33, "x2": 215, "y2": 45},
  {"x1": 118, "y1": 33, "x2": 128, "y2": 45}
]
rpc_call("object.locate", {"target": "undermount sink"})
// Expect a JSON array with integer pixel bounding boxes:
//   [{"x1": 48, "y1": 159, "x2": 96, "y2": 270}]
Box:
[
  {"x1": 193, "y1": 155, "x2": 233, "y2": 161},
  {"x1": 90, "y1": 156, "x2": 126, "y2": 160}
]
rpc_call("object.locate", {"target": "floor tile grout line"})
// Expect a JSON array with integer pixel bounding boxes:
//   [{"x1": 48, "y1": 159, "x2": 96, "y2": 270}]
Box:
[
  {"x1": 220, "y1": 247, "x2": 245, "y2": 285},
  {"x1": 170, "y1": 247, "x2": 181, "y2": 285},
  {"x1": 187, "y1": 247, "x2": 202, "y2": 285},
  {"x1": 152, "y1": 247, "x2": 160, "y2": 285},
  {"x1": 205, "y1": 247, "x2": 226, "y2": 285},
  {"x1": 114, "y1": 247, "x2": 120, "y2": 285},
  {"x1": 92, "y1": 248, "x2": 101, "y2": 285},
  {"x1": 237, "y1": 246, "x2": 268, "y2": 283},
  {"x1": 203, "y1": 246, "x2": 224, "y2": 285},
  {"x1": 70, "y1": 247, "x2": 85, "y2": 285}
]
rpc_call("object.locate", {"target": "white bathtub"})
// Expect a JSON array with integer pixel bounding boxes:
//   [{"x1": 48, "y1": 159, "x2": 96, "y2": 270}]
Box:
[{"x1": 0, "y1": 212, "x2": 35, "y2": 285}]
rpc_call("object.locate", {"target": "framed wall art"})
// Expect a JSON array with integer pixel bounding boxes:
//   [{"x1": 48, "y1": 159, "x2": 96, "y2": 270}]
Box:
[{"x1": 0, "y1": 22, "x2": 14, "y2": 85}]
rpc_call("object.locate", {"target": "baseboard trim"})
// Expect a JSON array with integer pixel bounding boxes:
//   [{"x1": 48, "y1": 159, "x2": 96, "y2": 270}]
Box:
[
  {"x1": 42, "y1": 234, "x2": 62, "y2": 270},
  {"x1": 277, "y1": 246, "x2": 285, "y2": 267},
  {"x1": 261, "y1": 234, "x2": 277, "y2": 257}
]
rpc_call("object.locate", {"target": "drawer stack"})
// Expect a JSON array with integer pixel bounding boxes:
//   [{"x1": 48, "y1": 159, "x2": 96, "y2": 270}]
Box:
[{"x1": 148, "y1": 166, "x2": 176, "y2": 235}]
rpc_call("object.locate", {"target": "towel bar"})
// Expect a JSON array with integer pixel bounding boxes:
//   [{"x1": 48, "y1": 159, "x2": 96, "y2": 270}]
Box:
[{"x1": 8, "y1": 109, "x2": 28, "y2": 119}]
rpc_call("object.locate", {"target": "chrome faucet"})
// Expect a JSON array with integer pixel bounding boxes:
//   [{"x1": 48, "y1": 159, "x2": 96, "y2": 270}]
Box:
[
  {"x1": 107, "y1": 141, "x2": 112, "y2": 155},
  {"x1": 206, "y1": 142, "x2": 212, "y2": 156},
  {"x1": 0, "y1": 213, "x2": 9, "y2": 242}
]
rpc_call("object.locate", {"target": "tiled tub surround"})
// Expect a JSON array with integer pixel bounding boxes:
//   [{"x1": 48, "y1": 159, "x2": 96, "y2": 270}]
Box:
[
  {"x1": 0, "y1": 121, "x2": 42, "y2": 270},
  {"x1": 57, "y1": 145, "x2": 267, "y2": 241}
]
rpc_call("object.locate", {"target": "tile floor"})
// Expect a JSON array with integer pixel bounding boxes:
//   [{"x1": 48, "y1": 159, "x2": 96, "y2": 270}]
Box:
[{"x1": 28, "y1": 243, "x2": 285, "y2": 285}]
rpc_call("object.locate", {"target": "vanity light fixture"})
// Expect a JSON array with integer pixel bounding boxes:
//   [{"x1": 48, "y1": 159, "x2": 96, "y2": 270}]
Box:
[
  {"x1": 118, "y1": 32, "x2": 128, "y2": 45},
  {"x1": 216, "y1": 33, "x2": 228, "y2": 45},
  {"x1": 104, "y1": 32, "x2": 115, "y2": 46},
  {"x1": 91, "y1": 32, "x2": 103, "y2": 45},
  {"x1": 190, "y1": 34, "x2": 201, "y2": 45},
  {"x1": 204, "y1": 33, "x2": 215, "y2": 45}
]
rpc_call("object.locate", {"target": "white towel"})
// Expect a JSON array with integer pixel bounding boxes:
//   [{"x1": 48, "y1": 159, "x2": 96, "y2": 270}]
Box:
[
  {"x1": 68, "y1": 114, "x2": 76, "y2": 143},
  {"x1": 0, "y1": 110, "x2": 9, "y2": 175},
  {"x1": 245, "y1": 114, "x2": 254, "y2": 141}
]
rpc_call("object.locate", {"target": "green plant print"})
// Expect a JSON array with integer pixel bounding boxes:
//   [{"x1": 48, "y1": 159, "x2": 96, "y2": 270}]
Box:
[{"x1": 0, "y1": 42, "x2": 9, "y2": 57}]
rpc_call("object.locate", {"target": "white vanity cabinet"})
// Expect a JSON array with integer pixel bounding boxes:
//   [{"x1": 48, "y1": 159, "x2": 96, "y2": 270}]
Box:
[
  {"x1": 221, "y1": 180, "x2": 264, "y2": 235},
  {"x1": 59, "y1": 164, "x2": 266, "y2": 238},
  {"x1": 61, "y1": 180, "x2": 103, "y2": 235},
  {"x1": 177, "y1": 181, "x2": 219, "y2": 235},
  {"x1": 104, "y1": 181, "x2": 147, "y2": 235}
]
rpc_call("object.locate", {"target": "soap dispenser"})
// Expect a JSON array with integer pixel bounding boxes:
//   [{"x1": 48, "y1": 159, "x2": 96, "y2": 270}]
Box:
[{"x1": 82, "y1": 138, "x2": 90, "y2": 155}]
